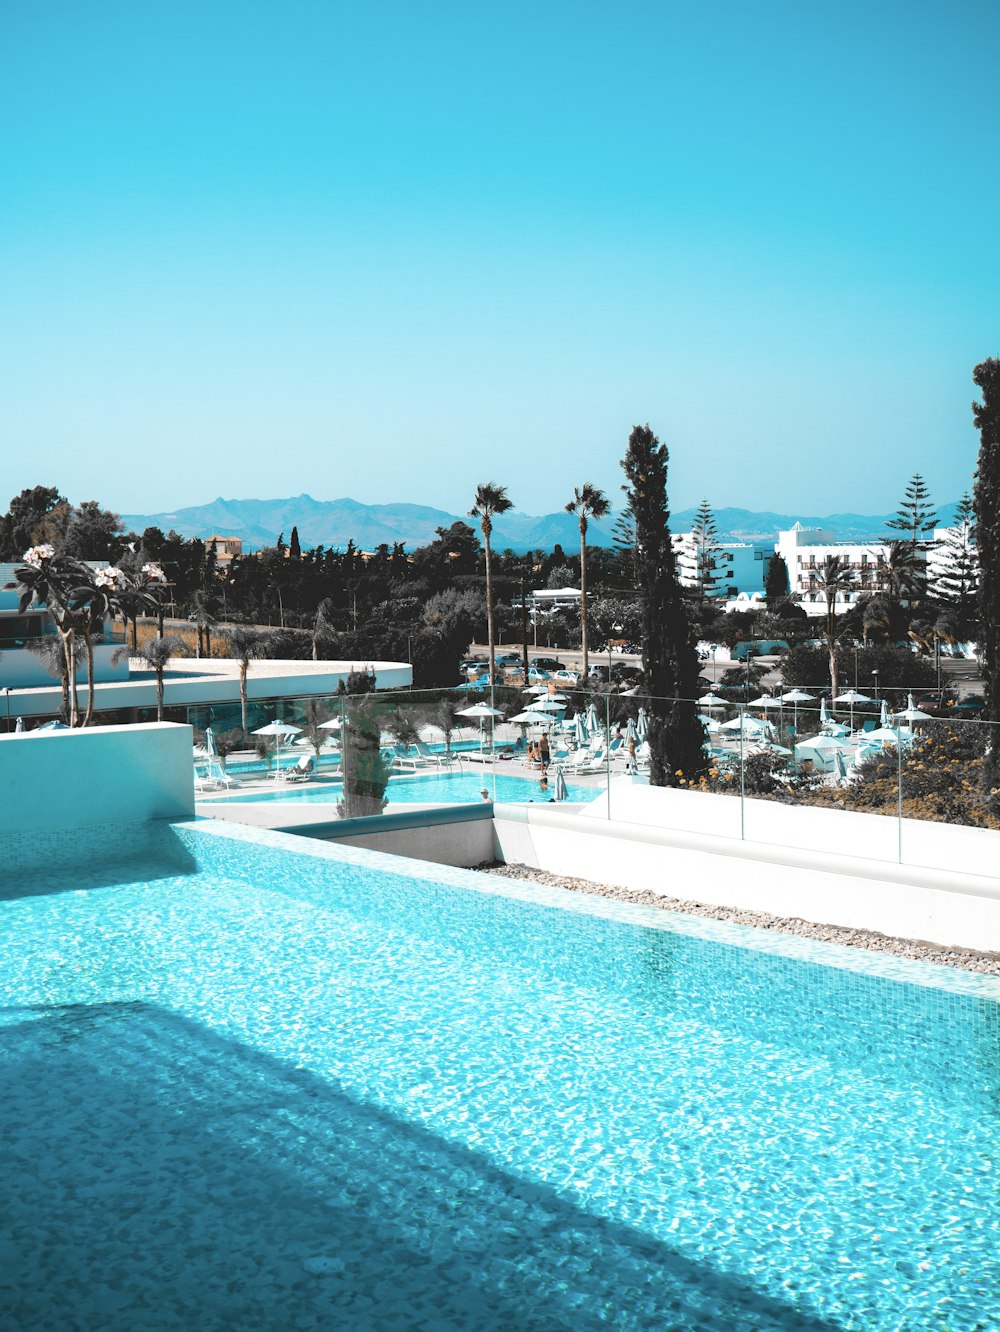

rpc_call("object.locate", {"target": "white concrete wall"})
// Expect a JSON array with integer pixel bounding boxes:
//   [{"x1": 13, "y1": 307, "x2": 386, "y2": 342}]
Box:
[
  {"x1": 0, "y1": 722, "x2": 195, "y2": 833},
  {"x1": 0, "y1": 641, "x2": 129, "y2": 691},
  {"x1": 493, "y1": 789, "x2": 1000, "y2": 952}
]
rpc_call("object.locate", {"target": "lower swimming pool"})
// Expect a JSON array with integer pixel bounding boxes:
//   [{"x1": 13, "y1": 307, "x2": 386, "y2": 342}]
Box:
[
  {"x1": 213, "y1": 770, "x2": 595, "y2": 804},
  {"x1": 2, "y1": 819, "x2": 998, "y2": 1328}
]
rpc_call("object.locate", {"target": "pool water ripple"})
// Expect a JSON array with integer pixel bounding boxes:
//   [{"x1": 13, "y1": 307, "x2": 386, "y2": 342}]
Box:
[{"x1": 0, "y1": 822, "x2": 998, "y2": 1329}]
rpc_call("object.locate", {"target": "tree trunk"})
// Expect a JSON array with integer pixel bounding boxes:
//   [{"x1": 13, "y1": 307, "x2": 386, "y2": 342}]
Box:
[
  {"x1": 484, "y1": 532, "x2": 495, "y2": 684},
  {"x1": 240, "y1": 664, "x2": 248, "y2": 735},
  {"x1": 83, "y1": 632, "x2": 96, "y2": 728},
  {"x1": 156, "y1": 671, "x2": 164, "y2": 721},
  {"x1": 205, "y1": 625, "x2": 212, "y2": 659}
]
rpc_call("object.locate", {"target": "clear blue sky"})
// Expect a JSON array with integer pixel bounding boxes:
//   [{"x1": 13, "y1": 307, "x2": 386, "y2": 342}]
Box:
[{"x1": 2, "y1": 0, "x2": 997, "y2": 520}]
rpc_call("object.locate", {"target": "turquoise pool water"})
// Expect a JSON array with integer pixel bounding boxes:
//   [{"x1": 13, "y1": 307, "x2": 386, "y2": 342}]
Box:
[
  {"x1": 215, "y1": 770, "x2": 595, "y2": 804},
  {"x1": 1, "y1": 820, "x2": 999, "y2": 1329}
]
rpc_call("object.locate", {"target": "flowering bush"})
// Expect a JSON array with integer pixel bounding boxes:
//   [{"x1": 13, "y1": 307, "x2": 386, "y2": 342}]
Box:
[
  {"x1": 94, "y1": 565, "x2": 125, "y2": 588},
  {"x1": 22, "y1": 544, "x2": 55, "y2": 568},
  {"x1": 142, "y1": 562, "x2": 166, "y2": 584}
]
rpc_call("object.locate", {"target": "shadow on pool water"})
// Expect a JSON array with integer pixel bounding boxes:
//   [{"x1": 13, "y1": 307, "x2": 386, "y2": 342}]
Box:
[{"x1": 0, "y1": 1001, "x2": 837, "y2": 1330}]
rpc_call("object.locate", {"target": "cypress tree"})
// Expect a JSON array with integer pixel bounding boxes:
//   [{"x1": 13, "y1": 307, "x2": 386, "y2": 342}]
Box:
[
  {"x1": 621, "y1": 423, "x2": 706, "y2": 786},
  {"x1": 289, "y1": 526, "x2": 302, "y2": 561},
  {"x1": 765, "y1": 552, "x2": 789, "y2": 604},
  {"x1": 973, "y1": 359, "x2": 1000, "y2": 725}
]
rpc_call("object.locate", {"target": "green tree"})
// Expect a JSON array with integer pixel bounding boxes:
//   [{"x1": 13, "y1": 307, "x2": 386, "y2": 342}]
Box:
[
  {"x1": 610, "y1": 503, "x2": 638, "y2": 586},
  {"x1": 620, "y1": 424, "x2": 705, "y2": 786},
  {"x1": 137, "y1": 634, "x2": 184, "y2": 721},
  {"x1": 684, "y1": 499, "x2": 724, "y2": 601},
  {"x1": 469, "y1": 483, "x2": 513, "y2": 686},
  {"x1": 887, "y1": 473, "x2": 937, "y2": 550},
  {"x1": 973, "y1": 358, "x2": 1000, "y2": 727},
  {"x1": 9, "y1": 547, "x2": 92, "y2": 726},
  {"x1": 336, "y1": 669, "x2": 391, "y2": 817},
  {"x1": 933, "y1": 492, "x2": 978, "y2": 636},
  {"x1": 565, "y1": 483, "x2": 611, "y2": 678},
  {"x1": 0, "y1": 485, "x2": 66, "y2": 560},
  {"x1": 289, "y1": 526, "x2": 301, "y2": 561},
  {"x1": 223, "y1": 625, "x2": 273, "y2": 735},
  {"x1": 815, "y1": 554, "x2": 855, "y2": 703},
  {"x1": 764, "y1": 553, "x2": 789, "y2": 604}
]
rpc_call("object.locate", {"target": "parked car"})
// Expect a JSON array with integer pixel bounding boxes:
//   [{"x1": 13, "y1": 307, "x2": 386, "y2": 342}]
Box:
[
  {"x1": 951, "y1": 695, "x2": 985, "y2": 715},
  {"x1": 531, "y1": 657, "x2": 566, "y2": 672},
  {"x1": 527, "y1": 666, "x2": 551, "y2": 682},
  {"x1": 552, "y1": 669, "x2": 580, "y2": 684}
]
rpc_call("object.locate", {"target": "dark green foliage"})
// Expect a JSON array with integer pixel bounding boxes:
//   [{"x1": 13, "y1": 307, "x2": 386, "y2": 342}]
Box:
[
  {"x1": 935, "y1": 492, "x2": 978, "y2": 638},
  {"x1": 0, "y1": 485, "x2": 66, "y2": 559},
  {"x1": 620, "y1": 424, "x2": 706, "y2": 785},
  {"x1": 974, "y1": 359, "x2": 1000, "y2": 726},
  {"x1": 685, "y1": 499, "x2": 723, "y2": 599},
  {"x1": 288, "y1": 526, "x2": 301, "y2": 561},
  {"x1": 764, "y1": 553, "x2": 789, "y2": 603},
  {"x1": 337, "y1": 669, "x2": 391, "y2": 817},
  {"x1": 780, "y1": 643, "x2": 937, "y2": 696},
  {"x1": 887, "y1": 473, "x2": 937, "y2": 550}
]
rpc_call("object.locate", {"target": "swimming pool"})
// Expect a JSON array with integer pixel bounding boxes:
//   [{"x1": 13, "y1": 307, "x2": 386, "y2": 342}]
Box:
[
  {"x1": 2, "y1": 819, "x2": 998, "y2": 1328},
  {"x1": 213, "y1": 770, "x2": 595, "y2": 804}
]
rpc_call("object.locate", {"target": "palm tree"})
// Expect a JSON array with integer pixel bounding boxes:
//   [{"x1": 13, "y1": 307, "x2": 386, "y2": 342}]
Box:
[
  {"x1": 190, "y1": 589, "x2": 218, "y2": 658},
  {"x1": 816, "y1": 554, "x2": 856, "y2": 704},
  {"x1": 565, "y1": 483, "x2": 611, "y2": 677},
  {"x1": 312, "y1": 597, "x2": 337, "y2": 661},
  {"x1": 223, "y1": 626, "x2": 273, "y2": 736},
  {"x1": 468, "y1": 483, "x2": 513, "y2": 686},
  {"x1": 10, "y1": 548, "x2": 90, "y2": 726},
  {"x1": 139, "y1": 635, "x2": 183, "y2": 721}
]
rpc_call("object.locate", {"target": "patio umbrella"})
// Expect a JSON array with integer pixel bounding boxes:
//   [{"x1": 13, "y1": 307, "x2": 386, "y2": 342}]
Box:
[
  {"x1": 253, "y1": 720, "x2": 302, "y2": 777},
  {"x1": 35, "y1": 719, "x2": 68, "y2": 731},
  {"x1": 624, "y1": 717, "x2": 638, "y2": 745},
  {"x1": 697, "y1": 714, "x2": 722, "y2": 733},
  {"x1": 553, "y1": 767, "x2": 568, "y2": 801},
  {"x1": 720, "y1": 714, "x2": 772, "y2": 734},
  {"x1": 585, "y1": 702, "x2": 602, "y2": 735},
  {"x1": 880, "y1": 699, "x2": 890, "y2": 727},
  {"x1": 819, "y1": 697, "x2": 830, "y2": 726},
  {"x1": 509, "y1": 711, "x2": 557, "y2": 726},
  {"x1": 894, "y1": 705, "x2": 929, "y2": 724},
  {"x1": 834, "y1": 688, "x2": 873, "y2": 732},
  {"x1": 527, "y1": 698, "x2": 564, "y2": 713},
  {"x1": 573, "y1": 713, "x2": 589, "y2": 745},
  {"x1": 636, "y1": 707, "x2": 648, "y2": 741},
  {"x1": 14, "y1": 716, "x2": 24, "y2": 733},
  {"x1": 698, "y1": 692, "x2": 726, "y2": 708},
  {"x1": 780, "y1": 688, "x2": 815, "y2": 736},
  {"x1": 457, "y1": 701, "x2": 504, "y2": 756},
  {"x1": 522, "y1": 684, "x2": 549, "y2": 695}
]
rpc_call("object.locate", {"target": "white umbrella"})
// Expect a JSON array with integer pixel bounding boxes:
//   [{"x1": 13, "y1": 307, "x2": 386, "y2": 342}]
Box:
[
  {"x1": 522, "y1": 683, "x2": 549, "y2": 695},
  {"x1": 834, "y1": 688, "x2": 873, "y2": 732},
  {"x1": 720, "y1": 714, "x2": 772, "y2": 734},
  {"x1": 573, "y1": 713, "x2": 589, "y2": 745},
  {"x1": 585, "y1": 702, "x2": 602, "y2": 734},
  {"x1": 880, "y1": 699, "x2": 890, "y2": 727},
  {"x1": 457, "y1": 703, "x2": 503, "y2": 718},
  {"x1": 698, "y1": 692, "x2": 726, "y2": 708},
  {"x1": 14, "y1": 716, "x2": 24, "y2": 733},
  {"x1": 35, "y1": 719, "x2": 68, "y2": 731},
  {"x1": 527, "y1": 698, "x2": 564, "y2": 713},
  {"x1": 749, "y1": 695, "x2": 783, "y2": 710},
  {"x1": 895, "y1": 706, "x2": 929, "y2": 724},
  {"x1": 458, "y1": 701, "x2": 503, "y2": 757},
  {"x1": 781, "y1": 688, "x2": 815, "y2": 735},
  {"x1": 797, "y1": 733, "x2": 848, "y2": 751},
  {"x1": 253, "y1": 720, "x2": 302, "y2": 778},
  {"x1": 318, "y1": 716, "x2": 345, "y2": 730},
  {"x1": 624, "y1": 717, "x2": 638, "y2": 744},
  {"x1": 697, "y1": 714, "x2": 722, "y2": 733},
  {"x1": 819, "y1": 697, "x2": 830, "y2": 725},
  {"x1": 636, "y1": 707, "x2": 648, "y2": 741},
  {"x1": 509, "y1": 711, "x2": 557, "y2": 726},
  {"x1": 553, "y1": 767, "x2": 568, "y2": 801}
]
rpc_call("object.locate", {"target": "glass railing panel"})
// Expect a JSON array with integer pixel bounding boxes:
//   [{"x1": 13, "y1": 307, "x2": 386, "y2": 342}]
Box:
[{"x1": 897, "y1": 710, "x2": 999, "y2": 880}]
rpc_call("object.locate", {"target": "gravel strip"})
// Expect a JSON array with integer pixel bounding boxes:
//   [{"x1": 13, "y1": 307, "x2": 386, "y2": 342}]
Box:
[{"x1": 473, "y1": 861, "x2": 1000, "y2": 977}]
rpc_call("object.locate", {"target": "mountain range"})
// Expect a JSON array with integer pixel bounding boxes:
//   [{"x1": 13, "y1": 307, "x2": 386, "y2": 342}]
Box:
[{"x1": 119, "y1": 494, "x2": 963, "y2": 554}]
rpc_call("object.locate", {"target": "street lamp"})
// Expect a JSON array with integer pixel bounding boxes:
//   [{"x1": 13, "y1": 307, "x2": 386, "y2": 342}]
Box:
[{"x1": 871, "y1": 668, "x2": 879, "y2": 702}]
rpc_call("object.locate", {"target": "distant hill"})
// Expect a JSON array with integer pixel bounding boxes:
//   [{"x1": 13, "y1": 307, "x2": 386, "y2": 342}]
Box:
[{"x1": 119, "y1": 494, "x2": 963, "y2": 554}]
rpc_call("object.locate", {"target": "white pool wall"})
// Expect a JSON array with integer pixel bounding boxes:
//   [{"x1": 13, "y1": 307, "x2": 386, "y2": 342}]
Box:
[{"x1": 0, "y1": 722, "x2": 196, "y2": 834}]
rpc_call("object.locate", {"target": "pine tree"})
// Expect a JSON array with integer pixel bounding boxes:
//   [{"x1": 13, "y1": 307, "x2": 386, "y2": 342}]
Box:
[
  {"x1": 973, "y1": 359, "x2": 1000, "y2": 726},
  {"x1": 933, "y1": 493, "x2": 978, "y2": 637},
  {"x1": 620, "y1": 424, "x2": 705, "y2": 786},
  {"x1": 887, "y1": 473, "x2": 937, "y2": 549},
  {"x1": 289, "y1": 526, "x2": 301, "y2": 561},
  {"x1": 692, "y1": 500, "x2": 724, "y2": 599}
]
